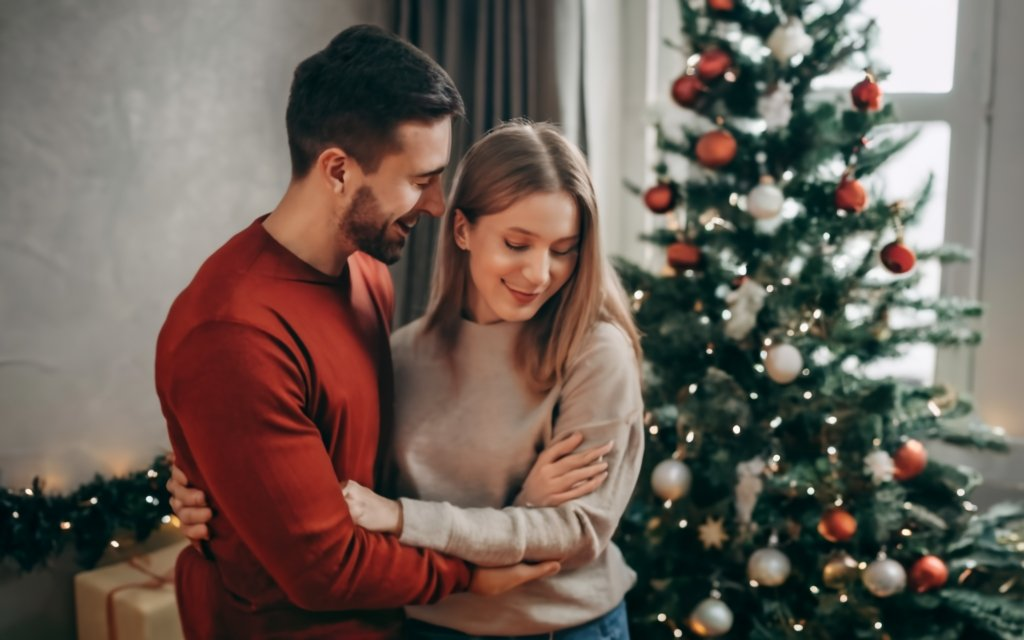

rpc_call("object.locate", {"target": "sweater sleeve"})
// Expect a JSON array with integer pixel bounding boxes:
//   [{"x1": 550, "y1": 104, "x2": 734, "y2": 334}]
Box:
[
  {"x1": 169, "y1": 321, "x2": 471, "y2": 611},
  {"x1": 397, "y1": 323, "x2": 644, "y2": 569}
]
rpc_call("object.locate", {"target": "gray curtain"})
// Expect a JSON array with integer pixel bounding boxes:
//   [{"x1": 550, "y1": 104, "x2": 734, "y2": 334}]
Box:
[{"x1": 389, "y1": 0, "x2": 586, "y2": 327}]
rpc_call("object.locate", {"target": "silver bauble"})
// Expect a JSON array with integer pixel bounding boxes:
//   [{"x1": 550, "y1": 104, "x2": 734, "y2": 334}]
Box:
[
  {"x1": 765, "y1": 343, "x2": 803, "y2": 384},
  {"x1": 747, "y1": 547, "x2": 792, "y2": 587},
  {"x1": 651, "y1": 459, "x2": 692, "y2": 501},
  {"x1": 862, "y1": 558, "x2": 907, "y2": 597},
  {"x1": 688, "y1": 597, "x2": 734, "y2": 637}
]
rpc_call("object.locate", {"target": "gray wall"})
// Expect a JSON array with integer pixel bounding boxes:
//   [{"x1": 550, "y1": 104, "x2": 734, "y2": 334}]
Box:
[{"x1": 0, "y1": 2, "x2": 389, "y2": 637}]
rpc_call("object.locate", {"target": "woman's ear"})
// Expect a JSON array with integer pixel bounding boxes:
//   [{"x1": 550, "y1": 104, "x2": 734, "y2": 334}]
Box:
[{"x1": 453, "y1": 209, "x2": 471, "y2": 250}]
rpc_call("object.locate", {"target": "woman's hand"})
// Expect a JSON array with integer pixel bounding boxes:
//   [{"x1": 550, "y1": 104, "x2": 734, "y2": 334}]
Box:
[
  {"x1": 517, "y1": 432, "x2": 613, "y2": 507},
  {"x1": 166, "y1": 458, "x2": 213, "y2": 546},
  {"x1": 341, "y1": 480, "x2": 403, "y2": 534}
]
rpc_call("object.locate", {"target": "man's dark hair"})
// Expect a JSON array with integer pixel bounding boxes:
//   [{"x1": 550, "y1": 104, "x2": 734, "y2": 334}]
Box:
[{"x1": 285, "y1": 25, "x2": 464, "y2": 177}]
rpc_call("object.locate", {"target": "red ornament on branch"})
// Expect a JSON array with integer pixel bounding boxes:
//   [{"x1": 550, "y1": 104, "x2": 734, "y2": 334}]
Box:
[
  {"x1": 667, "y1": 241, "x2": 702, "y2": 270},
  {"x1": 835, "y1": 177, "x2": 868, "y2": 213},
  {"x1": 697, "y1": 49, "x2": 733, "y2": 81},
  {"x1": 696, "y1": 130, "x2": 737, "y2": 168},
  {"x1": 908, "y1": 555, "x2": 949, "y2": 593},
  {"x1": 644, "y1": 182, "x2": 677, "y2": 214},
  {"x1": 893, "y1": 439, "x2": 928, "y2": 480},
  {"x1": 707, "y1": 0, "x2": 735, "y2": 10},
  {"x1": 818, "y1": 507, "x2": 857, "y2": 543},
  {"x1": 672, "y1": 74, "x2": 707, "y2": 108},
  {"x1": 880, "y1": 241, "x2": 916, "y2": 274},
  {"x1": 852, "y1": 73, "x2": 884, "y2": 111}
]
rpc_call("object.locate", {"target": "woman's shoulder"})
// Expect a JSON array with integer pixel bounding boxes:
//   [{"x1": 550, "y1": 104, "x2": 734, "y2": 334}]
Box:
[
  {"x1": 390, "y1": 317, "x2": 428, "y2": 355},
  {"x1": 576, "y1": 321, "x2": 636, "y2": 362}
]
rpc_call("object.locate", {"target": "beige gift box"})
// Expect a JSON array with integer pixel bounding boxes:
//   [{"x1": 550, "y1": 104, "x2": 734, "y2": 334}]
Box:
[{"x1": 74, "y1": 540, "x2": 187, "y2": 640}]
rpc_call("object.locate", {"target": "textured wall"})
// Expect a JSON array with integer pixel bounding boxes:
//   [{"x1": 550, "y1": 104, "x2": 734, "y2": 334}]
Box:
[
  {"x1": 0, "y1": 2, "x2": 389, "y2": 637},
  {"x1": 0, "y1": 1, "x2": 389, "y2": 490}
]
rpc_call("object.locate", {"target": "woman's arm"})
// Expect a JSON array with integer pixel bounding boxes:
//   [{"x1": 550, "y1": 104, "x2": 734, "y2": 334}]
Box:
[{"x1": 394, "y1": 323, "x2": 644, "y2": 569}]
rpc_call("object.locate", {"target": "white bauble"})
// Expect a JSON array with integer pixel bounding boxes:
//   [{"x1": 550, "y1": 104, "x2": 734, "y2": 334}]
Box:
[
  {"x1": 863, "y1": 558, "x2": 907, "y2": 597},
  {"x1": 747, "y1": 178, "x2": 785, "y2": 219},
  {"x1": 767, "y1": 18, "x2": 814, "y2": 64},
  {"x1": 651, "y1": 459, "x2": 692, "y2": 501},
  {"x1": 765, "y1": 343, "x2": 803, "y2": 384},
  {"x1": 688, "y1": 598, "x2": 734, "y2": 637},
  {"x1": 747, "y1": 547, "x2": 792, "y2": 586}
]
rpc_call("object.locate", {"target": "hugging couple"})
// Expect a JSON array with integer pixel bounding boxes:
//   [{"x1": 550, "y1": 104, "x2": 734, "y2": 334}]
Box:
[{"x1": 157, "y1": 24, "x2": 642, "y2": 640}]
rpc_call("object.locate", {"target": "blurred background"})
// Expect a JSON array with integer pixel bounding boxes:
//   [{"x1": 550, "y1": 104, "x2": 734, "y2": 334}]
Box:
[{"x1": 1, "y1": 0, "x2": 1020, "y2": 637}]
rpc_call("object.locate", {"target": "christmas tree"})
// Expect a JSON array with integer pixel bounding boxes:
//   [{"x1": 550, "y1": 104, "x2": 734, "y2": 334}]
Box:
[{"x1": 613, "y1": 1, "x2": 1024, "y2": 638}]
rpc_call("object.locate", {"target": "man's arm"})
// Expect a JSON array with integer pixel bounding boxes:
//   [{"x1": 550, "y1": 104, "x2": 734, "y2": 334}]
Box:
[{"x1": 168, "y1": 320, "x2": 470, "y2": 611}]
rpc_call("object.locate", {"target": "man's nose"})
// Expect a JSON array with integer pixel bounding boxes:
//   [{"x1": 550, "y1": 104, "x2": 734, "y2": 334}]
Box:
[{"x1": 419, "y1": 179, "x2": 445, "y2": 218}]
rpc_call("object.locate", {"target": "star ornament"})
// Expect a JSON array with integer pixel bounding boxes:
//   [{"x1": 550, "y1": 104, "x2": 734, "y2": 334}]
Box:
[{"x1": 698, "y1": 516, "x2": 730, "y2": 550}]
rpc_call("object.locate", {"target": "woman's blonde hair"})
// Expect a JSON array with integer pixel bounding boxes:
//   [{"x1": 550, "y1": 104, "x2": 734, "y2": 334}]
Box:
[{"x1": 423, "y1": 120, "x2": 642, "y2": 392}]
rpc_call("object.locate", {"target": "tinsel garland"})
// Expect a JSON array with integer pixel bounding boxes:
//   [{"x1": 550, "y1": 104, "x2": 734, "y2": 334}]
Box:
[{"x1": 1, "y1": 454, "x2": 173, "y2": 571}]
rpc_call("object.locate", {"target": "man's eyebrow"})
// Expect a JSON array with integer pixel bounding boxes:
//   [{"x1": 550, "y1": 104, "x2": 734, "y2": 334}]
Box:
[{"x1": 413, "y1": 165, "x2": 446, "y2": 178}]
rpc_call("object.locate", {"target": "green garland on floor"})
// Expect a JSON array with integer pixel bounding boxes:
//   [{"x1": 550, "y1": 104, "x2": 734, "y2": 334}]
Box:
[{"x1": 1, "y1": 454, "x2": 173, "y2": 571}]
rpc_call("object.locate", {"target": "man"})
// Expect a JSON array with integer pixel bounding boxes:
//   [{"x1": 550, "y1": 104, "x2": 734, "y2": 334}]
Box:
[{"x1": 155, "y1": 25, "x2": 557, "y2": 640}]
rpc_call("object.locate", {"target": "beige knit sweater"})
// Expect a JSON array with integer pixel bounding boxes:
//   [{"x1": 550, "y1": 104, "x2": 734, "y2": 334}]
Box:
[{"x1": 389, "y1": 317, "x2": 644, "y2": 635}]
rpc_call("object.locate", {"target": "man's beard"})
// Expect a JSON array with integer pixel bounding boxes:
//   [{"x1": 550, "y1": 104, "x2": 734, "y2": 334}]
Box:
[{"x1": 338, "y1": 185, "x2": 406, "y2": 265}]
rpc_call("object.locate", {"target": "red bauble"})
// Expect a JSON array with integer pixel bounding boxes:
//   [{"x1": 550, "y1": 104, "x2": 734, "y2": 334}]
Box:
[
  {"x1": 667, "y1": 241, "x2": 702, "y2": 270},
  {"x1": 852, "y1": 75, "x2": 884, "y2": 111},
  {"x1": 644, "y1": 183, "x2": 677, "y2": 214},
  {"x1": 908, "y1": 555, "x2": 949, "y2": 593},
  {"x1": 672, "y1": 74, "x2": 707, "y2": 108},
  {"x1": 880, "y1": 241, "x2": 916, "y2": 274},
  {"x1": 893, "y1": 439, "x2": 928, "y2": 481},
  {"x1": 696, "y1": 49, "x2": 733, "y2": 81},
  {"x1": 818, "y1": 507, "x2": 857, "y2": 543},
  {"x1": 835, "y1": 178, "x2": 868, "y2": 213},
  {"x1": 695, "y1": 130, "x2": 737, "y2": 168},
  {"x1": 708, "y1": 0, "x2": 735, "y2": 10}
]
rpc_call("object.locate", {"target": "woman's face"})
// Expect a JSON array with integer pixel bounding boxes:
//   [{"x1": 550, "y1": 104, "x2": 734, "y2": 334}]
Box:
[{"x1": 455, "y1": 191, "x2": 581, "y2": 324}]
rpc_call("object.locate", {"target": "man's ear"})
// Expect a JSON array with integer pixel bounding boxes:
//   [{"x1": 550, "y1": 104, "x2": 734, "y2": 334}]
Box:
[
  {"x1": 317, "y1": 148, "x2": 349, "y2": 194},
  {"x1": 453, "y1": 209, "x2": 471, "y2": 250}
]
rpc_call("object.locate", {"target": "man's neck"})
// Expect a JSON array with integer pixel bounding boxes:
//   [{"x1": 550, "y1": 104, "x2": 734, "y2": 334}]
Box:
[{"x1": 263, "y1": 182, "x2": 354, "y2": 277}]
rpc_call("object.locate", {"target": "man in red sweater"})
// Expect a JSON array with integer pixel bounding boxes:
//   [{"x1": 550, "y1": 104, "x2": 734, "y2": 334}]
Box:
[{"x1": 155, "y1": 25, "x2": 557, "y2": 639}]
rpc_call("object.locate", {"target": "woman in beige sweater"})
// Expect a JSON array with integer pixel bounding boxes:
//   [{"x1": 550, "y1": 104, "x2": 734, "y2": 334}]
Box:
[{"x1": 171, "y1": 121, "x2": 645, "y2": 639}]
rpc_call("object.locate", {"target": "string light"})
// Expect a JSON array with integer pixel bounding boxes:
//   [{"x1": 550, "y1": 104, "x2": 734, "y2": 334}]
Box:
[
  {"x1": 956, "y1": 489, "x2": 966, "y2": 497},
  {"x1": 664, "y1": 500, "x2": 673, "y2": 509},
  {"x1": 781, "y1": 278, "x2": 792, "y2": 286},
  {"x1": 732, "y1": 425, "x2": 742, "y2": 435},
  {"x1": 161, "y1": 515, "x2": 172, "y2": 524},
  {"x1": 799, "y1": 322, "x2": 810, "y2": 332},
  {"x1": 146, "y1": 469, "x2": 159, "y2": 479},
  {"x1": 813, "y1": 309, "x2": 823, "y2": 319},
  {"x1": 750, "y1": 579, "x2": 759, "y2": 587},
  {"x1": 793, "y1": 623, "x2": 804, "y2": 632},
  {"x1": 901, "y1": 528, "x2": 913, "y2": 537},
  {"x1": 809, "y1": 585, "x2": 820, "y2": 594},
  {"x1": 109, "y1": 540, "x2": 120, "y2": 549},
  {"x1": 750, "y1": 392, "x2": 759, "y2": 400},
  {"x1": 679, "y1": 519, "x2": 688, "y2": 528},
  {"x1": 807, "y1": 487, "x2": 815, "y2": 495},
  {"x1": 766, "y1": 284, "x2": 776, "y2": 293},
  {"x1": 650, "y1": 425, "x2": 660, "y2": 435},
  {"x1": 754, "y1": 364, "x2": 766, "y2": 373},
  {"x1": 770, "y1": 416, "x2": 783, "y2": 428},
  {"x1": 12, "y1": 511, "x2": 19, "y2": 519},
  {"x1": 89, "y1": 497, "x2": 99, "y2": 505},
  {"x1": 686, "y1": 431, "x2": 696, "y2": 443},
  {"x1": 689, "y1": 383, "x2": 699, "y2": 394},
  {"x1": 60, "y1": 521, "x2": 72, "y2": 530},
  {"x1": 874, "y1": 622, "x2": 883, "y2": 630},
  {"x1": 658, "y1": 613, "x2": 668, "y2": 622},
  {"x1": 839, "y1": 593, "x2": 849, "y2": 603},
  {"x1": 826, "y1": 446, "x2": 838, "y2": 456},
  {"x1": 24, "y1": 488, "x2": 34, "y2": 497},
  {"x1": 825, "y1": 415, "x2": 838, "y2": 424},
  {"x1": 145, "y1": 495, "x2": 157, "y2": 505},
  {"x1": 722, "y1": 310, "x2": 732, "y2": 320},
  {"x1": 803, "y1": 391, "x2": 813, "y2": 399}
]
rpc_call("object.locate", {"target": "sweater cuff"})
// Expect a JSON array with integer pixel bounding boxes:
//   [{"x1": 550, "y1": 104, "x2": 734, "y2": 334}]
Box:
[{"x1": 398, "y1": 497, "x2": 454, "y2": 552}]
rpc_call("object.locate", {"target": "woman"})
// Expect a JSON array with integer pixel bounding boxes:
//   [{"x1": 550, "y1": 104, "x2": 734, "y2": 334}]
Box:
[{"x1": 169, "y1": 121, "x2": 644, "y2": 639}]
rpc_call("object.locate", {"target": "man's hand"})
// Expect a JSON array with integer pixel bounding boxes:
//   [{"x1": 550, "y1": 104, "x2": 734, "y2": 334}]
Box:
[
  {"x1": 166, "y1": 457, "x2": 212, "y2": 546},
  {"x1": 469, "y1": 561, "x2": 561, "y2": 596},
  {"x1": 341, "y1": 480, "x2": 403, "y2": 534}
]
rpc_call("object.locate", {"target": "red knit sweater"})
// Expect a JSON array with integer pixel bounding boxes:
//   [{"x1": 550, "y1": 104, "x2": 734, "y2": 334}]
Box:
[{"x1": 155, "y1": 217, "x2": 470, "y2": 639}]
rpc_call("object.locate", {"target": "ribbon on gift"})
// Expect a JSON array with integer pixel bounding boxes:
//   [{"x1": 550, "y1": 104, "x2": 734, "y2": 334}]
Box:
[{"x1": 104, "y1": 554, "x2": 175, "y2": 640}]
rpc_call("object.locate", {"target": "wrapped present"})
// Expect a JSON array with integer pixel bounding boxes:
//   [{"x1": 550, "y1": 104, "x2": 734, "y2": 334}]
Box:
[{"x1": 75, "y1": 540, "x2": 187, "y2": 640}]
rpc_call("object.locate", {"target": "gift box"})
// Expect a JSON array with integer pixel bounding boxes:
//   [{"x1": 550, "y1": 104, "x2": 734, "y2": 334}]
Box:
[{"x1": 75, "y1": 540, "x2": 188, "y2": 640}]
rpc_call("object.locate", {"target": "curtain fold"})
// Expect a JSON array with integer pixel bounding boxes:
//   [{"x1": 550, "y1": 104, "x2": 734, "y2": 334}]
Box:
[{"x1": 389, "y1": 0, "x2": 585, "y2": 326}]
